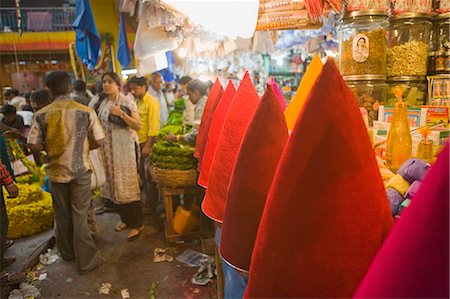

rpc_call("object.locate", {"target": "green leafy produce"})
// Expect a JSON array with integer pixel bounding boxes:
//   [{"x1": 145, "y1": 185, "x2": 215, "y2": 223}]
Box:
[
  {"x1": 158, "y1": 125, "x2": 183, "y2": 138},
  {"x1": 173, "y1": 98, "x2": 186, "y2": 112},
  {"x1": 152, "y1": 121, "x2": 197, "y2": 170},
  {"x1": 166, "y1": 112, "x2": 183, "y2": 126}
]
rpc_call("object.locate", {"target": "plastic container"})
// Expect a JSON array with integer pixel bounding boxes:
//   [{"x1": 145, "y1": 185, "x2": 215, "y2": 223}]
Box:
[
  {"x1": 340, "y1": 11, "x2": 389, "y2": 76},
  {"x1": 173, "y1": 206, "x2": 200, "y2": 234},
  {"x1": 346, "y1": 0, "x2": 389, "y2": 13},
  {"x1": 387, "y1": 13, "x2": 432, "y2": 76},
  {"x1": 387, "y1": 76, "x2": 427, "y2": 107},
  {"x1": 386, "y1": 101, "x2": 413, "y2": 173},
  {"x1": 391, "y1": 0, "x2": 434, "y2": 15},
  {"x1": 344, "y1": 75, "x2": 387, "y2": 126}
]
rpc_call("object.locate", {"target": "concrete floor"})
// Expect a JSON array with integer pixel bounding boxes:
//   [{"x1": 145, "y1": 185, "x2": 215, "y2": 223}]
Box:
[{"x1": 7, "y1": 212, "x2": 218, "y2": 299}]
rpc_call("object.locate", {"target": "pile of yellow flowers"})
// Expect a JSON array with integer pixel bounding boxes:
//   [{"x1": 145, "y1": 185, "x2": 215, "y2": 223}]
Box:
[{"x1": 4, "y1": 183, "x2": 53, "y2": 239}]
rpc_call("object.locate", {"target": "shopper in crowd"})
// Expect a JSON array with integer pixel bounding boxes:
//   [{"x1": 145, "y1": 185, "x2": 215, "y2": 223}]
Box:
[
  {"x1": 22, "y1": 92, "x2": 33, "y2": 112},
  {"x1": 3, "y1": 90, "x2": 13, "y2": 105},
  {"x1": 88, "y1": 82, "x2": 103, "y2": 109},
  {"x1": 27, "y1": 71, "x2": 105, "y2": 274},
  {"x1": 166, "y1": 79, "x2": 208, "y2": 146},
  {"x1": 177, "y1": 76, "x2": 193, "y2": 98},
  {"x1": 71, "y1": 80, "x2": 91, "y2": 106},
  {"x1": 176, "y1": 76, "x2": 195, "y2": 126},
  {"x1": 0, "y1": 136, "x2": 18, "y2": 272},
  {"x1": 16, "y1": 96, "x2": 34, "y2": 128},
  {"x1": 30, "y1": 89, "x2": 52, "y2": 112},
  {"x1": 29, "y1": 89, "x2": 53, "y2": 166},
  {"x1": 1, "y1": 105, "x2": 26, "y2": 133},
  {"x1": 95, "y1": 72, "x2": 144, "y2": 241},
  {"x1": 148, "y1": 72, "x2": 168, "y2": 126},
  {"x1": 8, "y1": 89, "x2": 26, "y2": 111},
  {"x1": 127, "y1": 76, "x2": 160, "y2": 213}
]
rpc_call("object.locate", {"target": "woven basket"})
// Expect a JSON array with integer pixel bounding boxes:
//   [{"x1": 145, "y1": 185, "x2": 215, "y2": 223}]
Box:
[{"x1": 149, "y1": 165, "x2": 198, "y2": 187}]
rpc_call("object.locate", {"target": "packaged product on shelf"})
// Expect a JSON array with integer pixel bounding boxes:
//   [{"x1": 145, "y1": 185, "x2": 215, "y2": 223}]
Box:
[
  {"x1": 392, "y1": 0, "x2": 433, "y2": 15},
  {"x1": 387, "y1": 14, "x2": 432, "y2": 77},
  {"x1": 435, "y1": 50, "x2": 446, "y2": 72},
  {"x1": 445, "y1": 51, "x2": 450, "y2": 72},
  {"x1": 339, "y1": 11, "x2": 388, "y2": 76},
  {"x1": 387, "y1": 77, "x2": 427, "y2": 107},
  {"x1": 344, "y1": 75, "x2": 387, "y2": 126},
  {"x1": 437, "y1": 0, "x2": 450, "y2": 12},
  {"x1": 345, "y1": 0, "x2": 389, "y2": 12}
]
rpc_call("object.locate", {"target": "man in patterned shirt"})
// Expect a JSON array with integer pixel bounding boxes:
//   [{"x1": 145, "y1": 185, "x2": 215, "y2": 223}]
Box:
[{"x1": 27, "y1": 71, "x2": 105, "y2": 275}]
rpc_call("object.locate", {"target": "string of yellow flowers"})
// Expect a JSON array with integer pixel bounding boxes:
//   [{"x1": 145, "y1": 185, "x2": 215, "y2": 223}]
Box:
[{"x1": 7, "y1": 139, "x2": 46, "y2": 186}]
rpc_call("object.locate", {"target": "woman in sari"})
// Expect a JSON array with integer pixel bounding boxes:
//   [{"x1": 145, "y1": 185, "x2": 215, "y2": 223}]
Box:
[{"x1": 96, "y1": 72, "x2": 144, "y2": 241}]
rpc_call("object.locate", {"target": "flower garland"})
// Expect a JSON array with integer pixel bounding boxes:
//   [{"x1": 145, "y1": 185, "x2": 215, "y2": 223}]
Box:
[{"x1": 7, "y1": 139, "x2": 46, "y2": 185}]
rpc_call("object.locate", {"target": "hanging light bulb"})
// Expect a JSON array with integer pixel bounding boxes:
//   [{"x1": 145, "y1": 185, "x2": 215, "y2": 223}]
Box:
[
  {"x1": 178, "y1": 47, "x2": 188, "y2": 58},
  {"x1": 163, "y1": 0, "x2": 258, "y2": 38}
]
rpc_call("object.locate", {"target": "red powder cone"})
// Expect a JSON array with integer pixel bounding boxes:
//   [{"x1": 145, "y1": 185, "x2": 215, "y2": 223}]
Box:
[
  {"x1": 220, "y1": 85, "x2": 289, "y2": 272},
  {"x1": 244, "y1": 60, "x2": 394, "y2": 298},
  {"x1": 194, "y1": 79, "x2": 224, "y2": 161},
  {"x1": 198, "y1": 82, "x2": 236, "y2": 187},
  {"x1": 268, "y1": 77, "x2": 286, "y2": 111},
  {"x1": 354, "y1": 143, "x2": 449, "y2": 299},
  {"x1": 201, "y1": 72, "x2": 259, "y2": 222}
]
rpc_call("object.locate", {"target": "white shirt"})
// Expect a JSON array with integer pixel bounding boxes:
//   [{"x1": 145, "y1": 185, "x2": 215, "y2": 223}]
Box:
[
  {"x1": 17, "y1": 110, "x2": 34, "y2": 127},
  {"x1": 9, "y1": 96, "x2": 27, "y2": 111},
  {"x1": 148, "y1": 86, "x2": 168, "y2": 126}
]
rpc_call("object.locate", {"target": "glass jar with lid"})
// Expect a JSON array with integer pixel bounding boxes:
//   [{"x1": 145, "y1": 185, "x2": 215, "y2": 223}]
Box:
[
  {"x1": 346, "y1": 0, "x2": 389, "y2": 13},
  {"x1": 391, "y1": 0, "x2": 434, "y2": 15},
  {"x1": 387, "y1": 13, "x2": 432, "y2": 77},
  {"x1": 387, "y1": 76, "x2": 427, "y2": 107},
  {"x1": 344, "y1": 75, "x2": 387, "y2": 126},
  {"x1": 433, "y1": 13, "x2": 450, "y2": 53},
  {"x1": 339, "y1": 11, "x2": 389, "y2": 76}
]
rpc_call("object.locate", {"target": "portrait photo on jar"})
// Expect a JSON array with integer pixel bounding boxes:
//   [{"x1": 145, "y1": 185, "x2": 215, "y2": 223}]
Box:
[{"x1": 353, "y1": 34, "x2": 369, "y2": 62}]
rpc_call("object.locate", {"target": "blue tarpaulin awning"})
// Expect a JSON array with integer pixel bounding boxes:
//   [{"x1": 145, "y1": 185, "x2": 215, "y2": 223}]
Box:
[{"x1": 72, "y1": 0, "x2": 100, "y2": 70}]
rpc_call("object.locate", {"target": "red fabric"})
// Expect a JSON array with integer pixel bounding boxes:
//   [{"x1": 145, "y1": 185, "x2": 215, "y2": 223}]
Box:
[
  {"x1": 244, "y1": 60, "x2": 394, "y2": 298},
  {"x1": 354, "y1": 143, "x2": 449, "y2": 299},
  {"x1": 201, "y1": 73, "x2": 259, "y2": 222},
  {"x1": 194, "y1": 79, "x2": 224, "y2": 160},
  {"x1": 198, "y1": 82, "x2": 236, "y2": 187},
  {"x1": 220, "y1": 85, "x2": 288, "y2": 272}
]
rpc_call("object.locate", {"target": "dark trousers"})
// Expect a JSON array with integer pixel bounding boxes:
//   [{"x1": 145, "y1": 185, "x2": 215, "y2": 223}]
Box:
[
  {"x1": 0, "y1": 190, "x2": 8, "y2": 269},
  {"x1": 139, "y1": 144, "x2": 159, "y2": 210},
  {"x1": 115, "y1": 201, "x2": 144, "y2": 229},
  {"x1": 50, "y1": 171, "x2": 101, "y2": 272}
]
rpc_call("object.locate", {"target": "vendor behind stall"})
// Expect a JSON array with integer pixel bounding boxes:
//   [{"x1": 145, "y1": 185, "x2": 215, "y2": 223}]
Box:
[
  {"x1": 166, "y1": 80, "x2": 207, "y2": 146},
  {"x1": 1, "y1": 105, "x2": 26, "y2": 134}
]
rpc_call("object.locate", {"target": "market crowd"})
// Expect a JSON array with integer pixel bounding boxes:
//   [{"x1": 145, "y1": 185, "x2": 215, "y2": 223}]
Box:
[{"x1": 0, "y1": 71, "x2": 209, "y2": 276}]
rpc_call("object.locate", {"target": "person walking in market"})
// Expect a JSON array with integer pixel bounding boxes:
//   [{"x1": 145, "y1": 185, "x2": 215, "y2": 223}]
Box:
[
  {"x1": 148, "y1": 72, "x2": 169, "y2": 126},
  {"x1": 0, "y1": 143, "x2": 18, "y2": 271},
  {"x1": 127, "y1": 76, "x2": 160, "y2": 214},
  {"x1": 27, "y1": 71, "x2": 105, "y2": 274},
  {"x1": 94, "y1": 72, "x2": 145, "y2": 241},
  {"x1": 166, "y1": 79, "x2": 208, "y2": 146}
]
